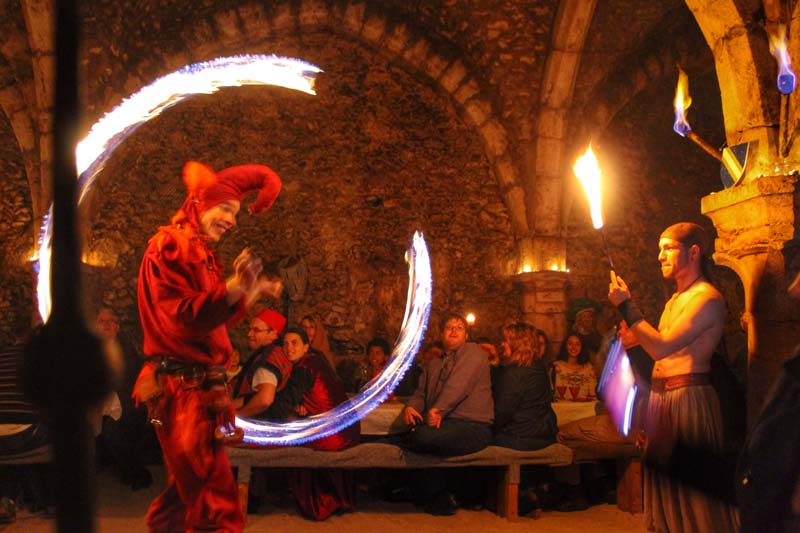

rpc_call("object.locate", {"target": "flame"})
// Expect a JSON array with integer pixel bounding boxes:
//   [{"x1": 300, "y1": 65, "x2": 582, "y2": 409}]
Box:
[
  {"x1": 465, "y1": 313, "x2": 476, "y2": 326},
  {"x1": 770, "y1": 24, "x2": 796, "y2": 95},
  {"x1": 573, "y1": 144, "x2": 604, "y2": 229},
  {"x1": 37, "y1": 55, "x2": 322, "y2": 322},
  {"x1": 522, "y1": 264, "x2": 532, "y2": 273},
  {"x1": 673, "y1": 66, "x2": 692, "y2": 136}
]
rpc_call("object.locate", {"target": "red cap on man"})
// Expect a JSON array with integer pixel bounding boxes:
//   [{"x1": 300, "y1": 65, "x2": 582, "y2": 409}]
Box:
[{"x1": 255, "y1": 309, "x2": 286, "y2": 335}]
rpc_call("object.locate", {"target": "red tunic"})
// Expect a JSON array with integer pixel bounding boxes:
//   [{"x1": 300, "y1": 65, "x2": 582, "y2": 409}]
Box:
[
  {"x1": 136, "y1": 219, "x2": 245, "y2": 533},
  {"x1": 138, "y1": 224, "x2": 243, "y2": 365}
]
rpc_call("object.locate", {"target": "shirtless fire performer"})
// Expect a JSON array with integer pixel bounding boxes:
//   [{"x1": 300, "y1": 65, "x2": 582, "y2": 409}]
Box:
[
  {"x1": 607, "y1": 222, "x2": 738, "y2": 533},
  {"x1": 133, "y1": 161, "x2": 281, "y2": 532}
]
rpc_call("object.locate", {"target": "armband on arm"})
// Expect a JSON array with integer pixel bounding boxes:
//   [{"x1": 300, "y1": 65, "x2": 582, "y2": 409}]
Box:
[{"x1": 617, "y1": 299, "x2": 644, "y2": 326}]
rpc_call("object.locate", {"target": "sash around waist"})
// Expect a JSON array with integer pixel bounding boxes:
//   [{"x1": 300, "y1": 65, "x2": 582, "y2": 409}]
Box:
[{"x1": 651, "y1": 372, "x2": 710, "y2": 392}]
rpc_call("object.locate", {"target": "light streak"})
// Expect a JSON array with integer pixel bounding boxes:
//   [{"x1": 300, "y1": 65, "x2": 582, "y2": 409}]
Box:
[
  {"x1": 32, "y1": 54, "x2": 433, "y2": 445},
  {"x1": 36, "y1": 55, "x2": 322, "y2": 321},
  {"x1": 237, "y1": 231, "x2": 432, "y2": 445}
]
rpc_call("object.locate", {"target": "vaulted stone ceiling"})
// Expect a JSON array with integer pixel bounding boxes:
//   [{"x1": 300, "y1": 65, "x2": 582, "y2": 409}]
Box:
[{"x1": 0, "y1": 1, "x2": 756, "y2": 352}]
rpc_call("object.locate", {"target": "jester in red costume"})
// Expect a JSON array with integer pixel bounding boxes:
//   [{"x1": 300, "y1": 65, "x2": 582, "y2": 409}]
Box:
[{"x1": 133, "y1": 161, "x2": 281, "y2": 533}]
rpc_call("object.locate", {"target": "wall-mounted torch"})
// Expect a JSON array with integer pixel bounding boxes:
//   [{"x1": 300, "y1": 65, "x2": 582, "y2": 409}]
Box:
[{"x1": 673, "y1": 66, "x2": 744, "y2": 183}]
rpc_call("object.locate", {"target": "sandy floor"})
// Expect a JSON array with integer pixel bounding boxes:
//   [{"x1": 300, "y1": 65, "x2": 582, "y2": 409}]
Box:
[{"x1": 3, "y1": 466, "x2": 646, "y2": 532}]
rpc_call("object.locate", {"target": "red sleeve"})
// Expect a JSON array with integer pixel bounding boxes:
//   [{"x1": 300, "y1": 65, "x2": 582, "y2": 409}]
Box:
[{"x1": 144, "y1": 254, "x2": 233, "y2": 336}]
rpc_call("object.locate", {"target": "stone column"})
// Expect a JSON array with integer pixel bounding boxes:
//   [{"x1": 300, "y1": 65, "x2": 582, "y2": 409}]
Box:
[
  {"x1": 701, "y1": 174, "x2": 800, "y2": 424},
  {"x1": 514, "y1": 270, "x2": 569, "y2": 357}
]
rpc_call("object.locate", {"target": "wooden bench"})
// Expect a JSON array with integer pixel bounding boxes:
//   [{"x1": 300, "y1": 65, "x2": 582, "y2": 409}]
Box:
[{"x1": 227, "y1": 442, "x2": 573, "y2": 521}]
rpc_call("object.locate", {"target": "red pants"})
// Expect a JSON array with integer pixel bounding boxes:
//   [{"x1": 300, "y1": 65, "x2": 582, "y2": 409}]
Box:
[{"x1": 146, "y1": 375, "x2": 243, "y2": 533}]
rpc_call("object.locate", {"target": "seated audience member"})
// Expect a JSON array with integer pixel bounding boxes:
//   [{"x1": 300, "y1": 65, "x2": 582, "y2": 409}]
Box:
[
  {"x1": 553, "y1": 323, "x2": 645, "y2": 511},
  {"x1": 492, "y1": 322, "x2": 558, "y2": 515},
  {"x1": 92, "y1": 308, "x2": 153, "y2": 490},
  {"x1": 280, "y1": 327, "x2": 360, "y2": 520},
  {"x1": 553, "y1": 334, "x2": 597, "y2": 402},
  {"x1": 492, "y1": 322, "x2": 557, "y2": 451},
  {"x1": 419, "y1": 341, "x2": 444, "y2": 366},
  {"x1": 366, "y1": 337, "x2": 392, "y2": 381},
  {"x1": 234, "y1": 309, "x2": 287, "y2": 418},
  {"x1": 568, "y1": 298, "x2": 603, "y2": 356},
  {"x1": 364, "y1": 337, "x2": 397, "y2": 399},
  {"x1": 393, "y1": 341, "x2": 441, "y2": 398},
  {"x1": 535, "y1": 329, "x2": 556, "y2": 392},
  {"x1": 300, "y1": 314, "x2": 335, "y2": 368},
  {"x1": 397, "y1": 313, "x2": 494, "y2": 515},
  {"x1": 535, "y1": 329, "x2": 552, "y2": 364}
]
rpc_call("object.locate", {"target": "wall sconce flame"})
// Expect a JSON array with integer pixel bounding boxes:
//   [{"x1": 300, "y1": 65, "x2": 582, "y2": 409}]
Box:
[
  {"x1": 573, "y1": 144, "x2": 604, "y2": 229},
  {"x1": 770, "y1": 25, "x2": 796, "y2": 95},
  {"x1": 35, "y1": 55, "x2": 322, "y2": 322},
  {"x1": 237, "y1": 232, "x2": 432, "y2": 445},
  {"x1": 673, "y1": 66, "x2": 692, "y2": 136}
]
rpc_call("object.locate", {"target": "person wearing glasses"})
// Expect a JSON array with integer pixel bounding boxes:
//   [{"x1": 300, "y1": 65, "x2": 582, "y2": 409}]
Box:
[
  {"x1": 399, "y1": 313, "x2": 494, "y2": 515},
  {"x1": 234, "y1": 309, "x2": 287, "y2": 418}
]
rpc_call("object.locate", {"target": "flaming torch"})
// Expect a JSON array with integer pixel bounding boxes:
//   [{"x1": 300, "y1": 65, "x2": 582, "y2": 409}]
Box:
[
  {"x1": 770, "y1": 24, "x2": 796, "y2": 95},
  {"x1": 673, "y1": 66, "x2": 743, "y2": 182},
  {"x1": 573, "y1": 144, "x2": 615, "y2": 271}
]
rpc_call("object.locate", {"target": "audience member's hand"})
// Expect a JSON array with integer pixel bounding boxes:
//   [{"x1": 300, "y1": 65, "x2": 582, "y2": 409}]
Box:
[
  {"x1": 608, "y1": 270, "x2": 631, "y2": 306},
  {"x1": 426, "y1": 407, "x2": 442, "y2": 428},
  {"x1": 402, "y1": 406, "x2": 423, "y2": 426}
]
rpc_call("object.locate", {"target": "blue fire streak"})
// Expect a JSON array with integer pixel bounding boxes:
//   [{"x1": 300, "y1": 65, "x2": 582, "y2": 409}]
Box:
[{"x1": 236, "y1": 232, "x2": 432, "y2": 445}]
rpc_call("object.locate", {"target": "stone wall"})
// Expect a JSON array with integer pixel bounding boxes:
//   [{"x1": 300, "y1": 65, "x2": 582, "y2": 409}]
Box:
[
  {"x1": 0, "y1": 111, "x2": 34, "y2": 347},
  {"x1": 82, "y1": 31, "x2": 519, "y2": 358}
]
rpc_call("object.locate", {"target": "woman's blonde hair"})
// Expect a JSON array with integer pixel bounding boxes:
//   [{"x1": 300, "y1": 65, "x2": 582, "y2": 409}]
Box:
[{"x1": 502, "y1": 321, "x2": 540, "y2": 367}]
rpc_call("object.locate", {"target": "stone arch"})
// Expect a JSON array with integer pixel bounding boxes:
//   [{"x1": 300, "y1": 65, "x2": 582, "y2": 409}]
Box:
[
  {"x1": 564, "y1": 6, "x2": 716, "y2": 230},
  {"x1": 684, "y1": 0, "x2": 778, "y2": 179},
  {"x1": 87, "y1": 0, "x2": 528, "y2": 241}
]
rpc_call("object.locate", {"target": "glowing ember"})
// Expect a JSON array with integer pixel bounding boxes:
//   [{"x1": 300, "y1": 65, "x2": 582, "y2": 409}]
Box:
[
  {"x1": 673, "y1": 66, "x2": 692, "y2": 136},
  {"x1": 770, "y1": 24, "x2": 796, "y2": 95},
  {"x1": 573, "y1": 144, "x2": 604, "y2": 229},
  {"x1": 36, "y1": 55, "x2": 322, "y2": 321},
  {"x1": 237, "y1": 231, "x2": 432, "y2": 445}
]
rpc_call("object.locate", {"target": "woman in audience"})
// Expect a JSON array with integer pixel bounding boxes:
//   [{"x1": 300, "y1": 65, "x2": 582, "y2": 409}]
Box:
[
  {"x1": 281, "y1": 327, "x2": 360, "y2": 520},
  {"x1": 492, "y1": 322, "x2": 557, "y2": 451},
  {"x1": 553, "y1": 334, "x2": 597, "y2": 402},
  {"x1": 301, "y1": 315, "x2": 335, "y2": 368}
]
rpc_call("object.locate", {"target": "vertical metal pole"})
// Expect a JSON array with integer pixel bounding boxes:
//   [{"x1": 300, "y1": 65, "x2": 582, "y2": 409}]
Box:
[{"x1": 24, "y1": 1, "x2": 110, "y2": 531}]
